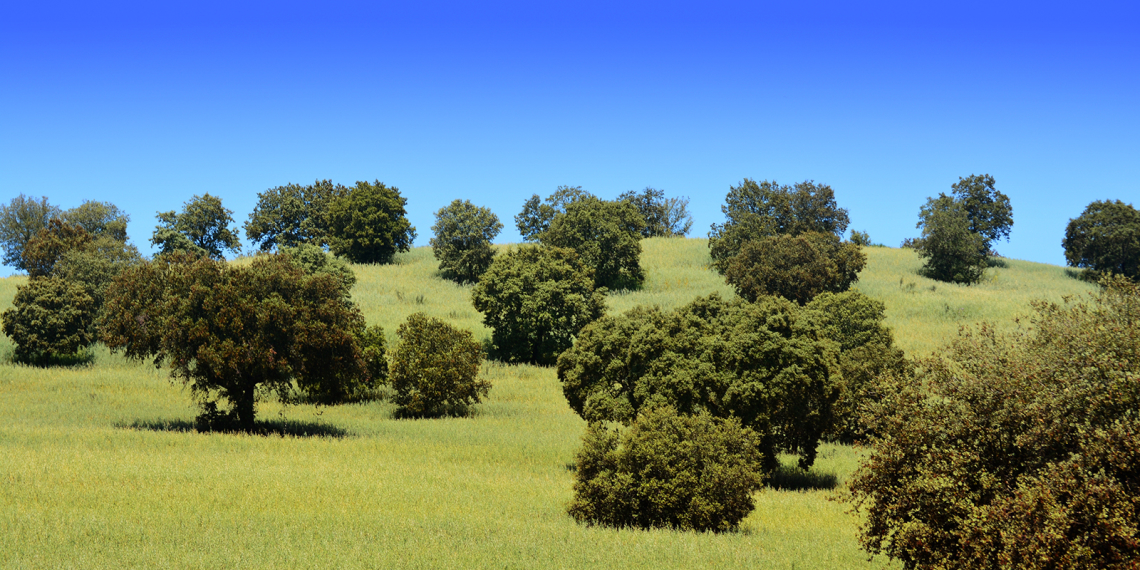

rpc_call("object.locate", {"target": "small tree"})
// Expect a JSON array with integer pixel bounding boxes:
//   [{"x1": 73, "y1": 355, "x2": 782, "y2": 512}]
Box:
[
  {"x1": 848, "y1": 277, "x2": 1140, "y2": 570},
  {"x1": 0, "y1": 194, "x2": 60, "y2": 270},
  {"x1": 558, "y1": 293, "x2": 839, "y2": 471},
  {"x1": 2, "y1": 277, "x2": 95, "y2": 363},
  {"x1": 245, "y1": 179, "x2": 346, "y2": 251},
  {"x1": 1062, "y1": 199, "x2": 1140, "y2": 280},
  {"x1": 915, "y1": 195, "x2": 988, "y2": 284},
  {"x1": 151, "y1": 194, "x2": 242, "y2": 259},
  {"x1": 61, "y1": 200, "x2": 130, "y2": 242},
  {"x1": 617, "y1": 187, "x2": 693, "y2": 237},
  {"x1": 709, "y1": 179, "x2": 850, "y2": 271},
  {"x1": 326, "y1": 180, "x2": 416, "y2": 264},
  {"x1": 100, "y1": 254, "x2": 374, "y2": 430},
  {"x1": 20, "y1": 220, "x2": 94, "y2": 278},
  {"x1": 514, "y1": 185, "x2": 594, "y2": 241},
  {"x1": 388, "y1": 313, "x2": 488, "y2": 417},
  {"x1": 471, "y1": 245, "x2": 606, "y2": 365},
  {"x1": 430, "y1": 199, "x2": 503, "y2": 283},
  {"x1": 722, "y1": 232, "x2": 866, "y2": 305},
  {"x1": 568, "y1": 406, "x2": 765, "y2": 532},
  {"x1": 541, "y1": 196, "x2": 646, "y2": 290},
  {"x1": 278, "y1": 243, "x2": 356, "y2": 296},
  {"x1": 950, "y1": 173, "x2": 1013, "y2": 251}
]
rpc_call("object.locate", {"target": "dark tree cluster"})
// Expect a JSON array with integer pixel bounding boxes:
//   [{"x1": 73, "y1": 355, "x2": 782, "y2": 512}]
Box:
[
  {"x1": 430, "y1": 199, "x2": 502, "y2": 283},
  {"x1": 1063, "y1": 199, "x2": 1140, "y2": 280},
  {"x1": 913, "y1": 174, "x2": 1013, "y2": 284}
]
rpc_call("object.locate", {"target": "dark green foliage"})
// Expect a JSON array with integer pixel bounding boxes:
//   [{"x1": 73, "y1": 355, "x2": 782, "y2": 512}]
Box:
[
  {"x1": 326, "y1": 180, "x2": 416, "y2": 264},
  {"x1": 356, "y1": 324, "x2": 388, "y2": 389},
  {"x1": 849, "y1": 230, "x2": 872, "y2": 246},
  {"x1": 100, "y1": 254, "x2": 375, "y2": 430},
  {"x1": 244, "y1": 179, "x2": 346, "y2": 251},
  {"x1": 471, "y1": 245, "x2": 606, "y2": 365},
  {"x1": 722, "y1": 232, "x2": 866, "y2": 305},
  {"x1": 800, "y1": 291, "x2": 910, "y2": 442},
  {"x1": 557, "y1": 293, "x2": 839, "y2": 471},
  {"x1": 151, "y1": 194, "x2": 242, "y2": 259},
  {"x1": 849, "y1": 277, "x2": 1140, "y2": 570},
  {"x1": 1062, "y1": 199, "x2": 1140, "y2": 279},
  {"x1": 617, "y1": 187, "x2": 693, "y2": 237},
  {"x1": 430, "y1": 199, "x2": 503, "y2": 283},
  {"x1": 278, "y1": 243, "x2": 356, "y2": 296},
  {"x1": 514, "y1": 186, "x2": 594, "y2": 241},
  {"x1": 0, "y1": 194, "x2": 61, "y2": 270},
  {"x1": 2, "y1": 276, "x2": 96, "y2": 363},
  {"x1": 915, "y1": 195, "x2": 989, "y2": 284},
  {"x1": 709, "y1": 179, "x2": 850, "y2": 271},
  {"x1": 20, "y1": 220, "x2": 93, "y2": 278},
  {"x1": 61, "y1": 200, "x2": 130, "y2": 242},
  {"x1": 540, "y1": 197, "x2": 646, "y2": 290},
  {"x1": 950, "y1": 173, "x2": 1013, "y2": 250},
  {"x1": 388, "y1": 313, "x2": 488, "y2": 417},
  {"x1": 567, "y1": 406, "x2": 765, "y2": 532}
]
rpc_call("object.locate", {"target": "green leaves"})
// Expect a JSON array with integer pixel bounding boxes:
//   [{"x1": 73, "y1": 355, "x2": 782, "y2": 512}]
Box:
[
  {"x1": 2, "y1": 276, "x2": 96, "y2": 362},
  {"x1": 430, "y1": 199, "x2": 503, "y2": 283},
  {"x1": 388, "y1": 312, "x2": 488, "y2": 417},
  {"x1": 151, "y1": 194, "x2": 242, "y2": 259},
  {"x1": 916, "y1": 194, "x2": 989, "y2": 284},
  {"x1": 244, "y1": 179, "x2": 346, "y2": 251},
  {"x1": 722, "y1": 231, "x2": 867, "y2": 305},
  {"x1": 326, "y1": 180, "x2": 416, "y2": 264},
  {"x1": 1063, "y1": 199, "x2": 1140, "y2": 279},
  {"x1": 0, "y1": 194, "x2": 60, "y2": 270},
  {"x1": 540, "y1": 196, "x2": 646, "y2": 290}
]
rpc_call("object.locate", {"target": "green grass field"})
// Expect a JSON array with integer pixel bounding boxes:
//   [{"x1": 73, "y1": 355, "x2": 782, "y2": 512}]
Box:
[{"x1": 0, "y1": 240, "x2": 1095, "y2": 569}]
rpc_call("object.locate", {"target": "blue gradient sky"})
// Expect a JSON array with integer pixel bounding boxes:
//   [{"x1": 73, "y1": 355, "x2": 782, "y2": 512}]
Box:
[{"x1": 2, "y1": 1, "x2": 1137, "y2": 274}]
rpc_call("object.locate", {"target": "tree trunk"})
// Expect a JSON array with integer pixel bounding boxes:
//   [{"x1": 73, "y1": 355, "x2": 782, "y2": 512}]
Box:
[{"x1": 234, "y1": 384, "x2": 256, "y2": 432}]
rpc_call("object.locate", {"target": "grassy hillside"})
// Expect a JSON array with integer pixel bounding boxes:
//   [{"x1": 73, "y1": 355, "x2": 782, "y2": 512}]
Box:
[{"x1": 0, "y1": 240, "x2": 1095, "y2": 569}]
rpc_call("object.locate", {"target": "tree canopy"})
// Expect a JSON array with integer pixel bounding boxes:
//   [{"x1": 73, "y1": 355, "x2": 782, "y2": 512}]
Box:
[
  {"x1": 326, "y1": 180, "x2": 416, "y2": 264},
  {"x1": 1, "y1": 276, "x2": 96, "y2": 363},
  {"x1": 514, "y1": 186, "x2": 594, "y2": 241},
  {"x1": 151, "y1": 194, "x2": 242, "y2": 259},
  {"x1": 617, "y1": 187, "x2": 693, "y2": 237},
  {"x1": 915, "y1": 194, "x2": 989, "y2": 284},
  {"x1": 722, "y1": 232, "x2": 866, "y2": 305},
  {"x1": 430, "y1": 199, "x2": 503, "y2": 283},
  {"x1": 1062, "y1": 199, "x2": 1140, "y2": 279},
  {"x1": 0, "y1": 194, "x2": 61, "y2": 270},
  {"x1": 244, "y1": 179, "x2": 346, "y2": 251},
  {"x1": 949, "y1": 173, "x2": 1013, "y2": 251},
  {"x1": 61, "y1": 200, "x2": 130, "y2": 243},
  {"x1": 540, "y1": 196, "x2": 646, "y2": 290},
  {"x1": 708, "y1": 179, "x2": 850, "y2": 270}
]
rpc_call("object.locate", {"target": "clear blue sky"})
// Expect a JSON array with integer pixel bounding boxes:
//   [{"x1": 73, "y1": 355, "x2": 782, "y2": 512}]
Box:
[{"x1": 2, "y1": 1, "x2": 1137, "y2": 274}]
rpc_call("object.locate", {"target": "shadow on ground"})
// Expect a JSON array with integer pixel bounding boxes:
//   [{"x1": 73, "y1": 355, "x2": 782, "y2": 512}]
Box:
[
  {"x1": 768, "y1": 464, "x2": 838, "y2": 491},
  {"x1": 120, "y1": 418, "x2": 350, "y2": 438}
]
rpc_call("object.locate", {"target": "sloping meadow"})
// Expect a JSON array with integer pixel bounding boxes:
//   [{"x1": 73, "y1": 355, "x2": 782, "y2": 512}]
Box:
[{"x1": 0, "y1": 240, "x2": 1092, "y2": 568}]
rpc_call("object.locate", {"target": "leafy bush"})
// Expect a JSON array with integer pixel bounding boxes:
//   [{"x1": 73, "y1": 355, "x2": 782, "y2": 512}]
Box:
[
  {"x1": 708, "y1": 178, "x2": 850, "y2": 271},
  {"x1": 617, "y1": 187, "x2": 693, "y2": 237},
  {"x1": 388, "y1": 313, "x2": 488, "y2": 417},
  {"x1": 849, "y1": 230, "x2": 872, "y2": 246},
  {"x1": 356, "y1": 324, "x2": 388, "y2": 390},
  {"x1": 514, "y1": 185, "x2": 594, "y2": 241},
  {"x1": 151, "y1": 194, "x2": 242, "y2": 259},
  {"x1": 244, "y1": 179, "x2": 346, "y2": 251},
  {"x1": 557, "y1": 293, "x2": 839, "y2": 470},
  {"x1": 2, "y1": 276, "x2": 95, "y2": 363},
  {"x1": 848, "y1": 277, "x2": 1140, "y2": 570},
  {"x1": 915, "y1": 195, "x2": 989, "y2": 284},
  {"x1": 101, "y1": 254, "x2": 376, "y2": 430},
  {"x1": 722, "y1": 232, "x2": 866, "y2": 305},
  {"x1": 430, "y1": 199, "x2": 503, "y2": 283},
  {"x1": 0, "y1": 194, "x2": 60, "y2": 270},
  {"x1": 800, "y1": 291, "x2": 911, "y2": 442},
  {"x1": 568, "y1": 406, "x2": 765, "y2": 532},
  {"x1": 471, "y1": 245, "x2": 606, "y2": 365},
  {"x1": 540, "y1": 196, "x2": 646, "y2": 290},
  {"x1": 278, "y1": 243, "x2": 356, "y2": 295},
  {"x1": 1062, "y1": 199, "x2": 1140, "y2": 280},
  {"x1": 326, "y1": 180, "x2": 416, "y2": 264}
]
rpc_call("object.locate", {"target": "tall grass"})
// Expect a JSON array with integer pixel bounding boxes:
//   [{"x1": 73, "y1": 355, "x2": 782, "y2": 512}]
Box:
[{"x1": 0, "y1": 239, "x2": 1090, "y2": 568}]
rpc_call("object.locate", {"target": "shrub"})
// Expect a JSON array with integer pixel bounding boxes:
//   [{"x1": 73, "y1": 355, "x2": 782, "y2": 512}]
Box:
[
  {"x1": 151, "y1": 194, "x2": 242, "y2": 259},
  {"x1": 278, "y1": 243, "x2": 356, "y2": 295},
  {"x1": 0, "y1": 194, "x2": 60, "y2": 270},
  {"x1": 1062, "y1": 199, "x2": 1140, "y2": 280},
  {"x1": 800, "y1": 291, "x2": 910, "y2": 442},
  {"x1": 540, "y1": 196, "x2": 646, "y2": 290},
  {"x1": 326, "y1": 180, "x2": 416, "y2": 264},
  {"x1": 849, "y1": 230, "x2": 871, "y2": 246},
  {"x1": 388, "y1": 313, "x2": 488, "y2": 417},
  {"x1": 722, "y1": 232, "x2": 866, "y2": 305},
  {"x1": 244, "y1": 179, "x2": 346, "y2": 251},
  {"x1": 430, "y1": 199, "x2": 503, "y2": 283},
  {"x1": 617, "y1": 187, "x2": 693, "y2": 237},
  {"x1": 101, "y1": 254, "x2": 376, "y2": 430},
  {"x1": 848, "y1": 277, "x2": 1140, "y2": 570},
  {"x1": 557, "y1": 293, "x2": 839, "y2": 470},
  {"x1": 2, "y1": 276, "x2": 95, "y2": 363},
  {"x1": 471, "y1": 245, "x2": 606, "y2": 365},
  {"x1": 514, "y1": 185, "x2": 594, "y2": 241},
  {"x1": 568, "y1": 406, "x2": 766, "y2": 532},
  {"x1": 708, "y1": 178, "x2": 850, "y2": 271},
  {"x1": 915, "y1": 195, "x2": 988, "y2": 284}
]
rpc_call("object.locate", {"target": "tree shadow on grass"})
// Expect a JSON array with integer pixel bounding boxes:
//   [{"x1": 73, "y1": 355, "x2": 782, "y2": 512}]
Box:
[
  {"x1": 767, "y1": 463, "x2": 838, "y2": 491},
  {"x1": 5, "y1": 348, "x2": 96, "y2": 368},
  {"x1": 120, "y1": 418, "x2": 350, "y2": 438}
]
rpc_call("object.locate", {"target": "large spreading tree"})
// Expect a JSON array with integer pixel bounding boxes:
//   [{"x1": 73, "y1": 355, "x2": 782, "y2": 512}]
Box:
[
  {"x1": 151, "y1": 194, "x2": 242, "y2": 259},
  {"x1": 244, "y1": 179, "x2": 347, "y2": 251}
]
